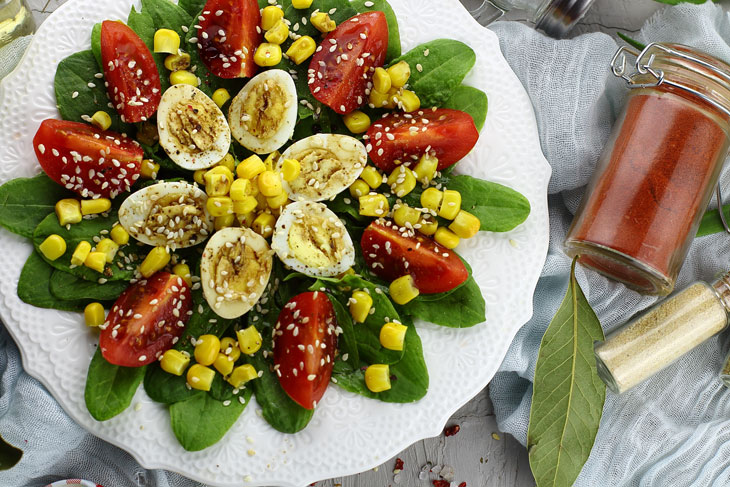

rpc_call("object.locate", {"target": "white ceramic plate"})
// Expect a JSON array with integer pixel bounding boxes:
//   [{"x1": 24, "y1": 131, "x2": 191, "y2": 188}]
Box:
[{"x1": 0, "y1": 1, "x2": 550, "y2": 485}]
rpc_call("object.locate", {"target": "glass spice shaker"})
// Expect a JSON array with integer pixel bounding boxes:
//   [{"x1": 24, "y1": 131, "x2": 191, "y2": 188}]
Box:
[
  {"x1": 564, "y1": 43, "x2": 730, "y2": 296},
  {"x1": 0, "y1": 0, "x2": 35, "y2": 49},
  {"x1": 595, "y1": 271, "x2": 730, "y2": 394}
]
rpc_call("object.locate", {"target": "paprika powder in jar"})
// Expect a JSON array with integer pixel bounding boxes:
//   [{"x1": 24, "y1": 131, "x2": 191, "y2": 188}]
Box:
[{"x1": 564, "y1": 43, "x2": 730, "y2": 295}]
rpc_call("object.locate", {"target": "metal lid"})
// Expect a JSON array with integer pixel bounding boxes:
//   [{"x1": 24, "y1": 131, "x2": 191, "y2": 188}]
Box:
[{"x1": 535, "y1": 0, "x2": 597, "y2": 38}]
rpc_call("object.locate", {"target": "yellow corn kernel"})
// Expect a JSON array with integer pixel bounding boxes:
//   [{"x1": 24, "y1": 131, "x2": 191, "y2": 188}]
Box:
[
  {"x1": 80, "y1": 198, "x2": 112, "y2": 216},
  {"x1": 361, "y1": 166, "x2": 383, "y2": 189},
  {"x1": 449, "y1": 210, "x2": 481, "y2": 239},
  {"x1": 172, "y1": 263, "x2": 192, "y2": 286},
  {"x1": 207, "y1": 164, "x2": 235, "y2": 181},
  {"x1": 254, "y1": 43, "x2": 282, "y2": 67},
  {"x1": 368, "y1": 89, "x2": 390, "y2": 109},
  {"x1": 261, "y1": 5, "x2": 284, "y2": 30},
  {"x1": 39, "y1": 234, "x2": 66, "y2": 261},
  {"x1": 213, "y1": 352, "x2": 235, "y2": 376},
  {"x1": 220, "y1": 337, "x2": 241, "y2": 362},
  {"x1": 237, "y1": 326, "x2": 263, "y2": 354},
  {"x1": 206, "y1": 196, "x2": 234, "y2": 217},
  {"x1": 71, "y1": 241, "x2": 92, "y2": 266},
  {"x1": 267, "y1": 190, "x2": 289, "y2": 210},
  {"x1": 194, "y1": 334, "x2": 221, "y2": 366},
  {"x1": 252, "y1": 212, "x2": 276, "y2": 238},
  {"x1": 349, "y1": 290, "x2": 373, "y2": 323},
  {"x1": 349, "y1": 179, "x2": 370, "y2": 198},
  {"x1": 359, "y1": 194, "x2": 389, "y2": 217},
  {"x1": 215, "y1": 214, "x2": 236, "y2": 230},
  {"x1": 380, "y1": 321, "x2": 408, "y2": 351},
  {"x1": 292, "y1": 0, "x2": 313, "y2": 7},
  {"x1": 393, "y1": 205, "x2": 421, "y2": 228},
  {"x1": 257, "y1": 170, "x2": 282, "y2": 197},
  {"x1": 373, "y1": 67, "x2": 392, "y2": 94},
  {"x1": 311, "y1": 11, "x2": 336, "y2": 33},
  {"x1": 438, "y1": 189, "x2": 462, "y2": 220},
  {"x1": 343, "y1": 110, "x2": 371, "y2": 134},
  {"x1": 389, "y1": 274, "x2": 420, "y2": 305},
  {"x1": 140, "y1": 159, "x2": 159, "y2": 179},
  {"x1": 139, "y1": 246, "x2": 170, "y2": 278},
  {"x1": 229, "y1": 178, "x2": 253, "y2": 201},
  {"x1": 417, "y1": 216, "x2": 438, "y2": 236},
  {"x1": 84, "y1": 252, "x2": 107, "y2": 273},
  {"x1": 265, "y1": 19, "x2": 289, "y2": 44},
  {"x1": 387, "y1": 61, "x2": 411, "y2": 88},
  {"x1": 84, "y1": 302, "x2": 105, "y2": 327},
  {"x1": 110, "y1": 224, "x2": 129, "y2": 245},
  {"x1": 263, "y1": 150, "x2": 280, "y2": 171},
  {"x1": 285, "y1": 35, "x2": 317, "y2": 65},
  {"x1": 227, "y1": 364, "x2": 258, "y2": 388},
  {"x1": 217, "y1": 153, "x2": 236, "y2": 172},
  {"x1": 233, "y1": 196, "x2": 259, "y2": 215},
  {"x1": 236, "y1": 211, "x2": 256, "y2": 227},
  {"x1": 187, "y1": 363, "x2": 215, "y2": 391},
  {"x1": 153, "y1": 28, "x2": 180, "y2": 54},
  {"x1": 237, "y1": 155, "x2": 266, "y2": 179},
  {"x1": 387, "y1": 166, "x2": 417, "y2": 197},
  {"x1": 204, "y1": 172, "x2": 232, "y2": 197},
  {"x1": 164, "y1": 52, "x2": 191, "y2": 71},
  {"x1": 212, "y1": 88, "x2": 231, "y2": 108},
  {"x1": 169, "y1": 69, "x2": 198, "y2": 86},
  {"x1": 90, "y1": 111, "x2": 111, "y2": 131},
  {"x1": 160, "y1": 349, "x2": 190, "y2": 376},
  {"x1": 420, "y1": 187, "x2": 443, "y2": 211},
  {"x1": 281, "y1": 158, "x2": 301, "y2": 182},
  {"x1": 365, "y1": 364, "x2": 391, "y2": 392},
  {"x1": 434, "y1": 227, "x2": 460, "y2": 249},
  {"x1": 413, "y1": 154, "x2": 438, "y2": 182},
  {"x1": 95, "y1": 238, "x2": 119, "y2": 263},
  {"x1": 396, "y1": 89, "x2": 420, "y2": 112},
  {"x1": 55, "y1": 199, "x2": 82, "y2": 226}
]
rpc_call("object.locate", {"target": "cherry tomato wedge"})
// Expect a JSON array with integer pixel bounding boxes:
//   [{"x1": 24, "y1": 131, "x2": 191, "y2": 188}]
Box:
[
  {"x1": 197, "y1": 0, "x2": 262, "y2": 79},
  {"x1": 273, "y1": 291, "x2": 338, "y2": 410},
  {"x1": 100, "y1": 272, "x2": 192, "y2": 367},
  {"x1": 33, "y1": 119, "x2": 142, "y2": 199},
  {"x1": 361, "y1": 219, "x2": 468, "y2": 294},
  {"x1": 309, "y1": 11, "x2": 388, "y2": 115},
  {"x1": 101, "y1": 20, "x2": 161, "y2": 123},
  {"x1": 366, "y1": 108, "x2": 479, "y2": 173}
]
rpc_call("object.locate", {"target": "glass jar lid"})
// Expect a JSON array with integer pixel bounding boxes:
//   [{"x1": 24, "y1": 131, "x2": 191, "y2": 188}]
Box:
[{"x1": 535, "y1": 0, "x2": 597, "y2": 38}]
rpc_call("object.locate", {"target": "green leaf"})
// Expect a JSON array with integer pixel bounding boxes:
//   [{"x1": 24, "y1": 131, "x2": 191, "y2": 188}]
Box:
[
  {"x1": 85, "y1": 347, "x2": 147, "y2": 421},
  {"x1": 18, "y1": 252, "x2": 89, "y2": 311},
  {"x1": 327, "y1": 293, "x2": 360, "y2": 369},
  {"x1": 351, "y1": 0, "x2": 401, "y2": 61},
  {"x1": 616, "y1": 32, "x2": 645, "y2": 51},
  {"x1": 390, "y1": 39, "x2": 476, "y2": 107},
  {"x1": 178, "y1": 0, "x2": 206, "y2": 17},
  {"x1": 442, "y1": 85, "x2": 488, "y2": 131},
  {"x1": 50, "y1": 269, "x2": 128, "y2": 301},
  {"x1": 697, "y1": 204, "x2": 730, "y2": 237},
  {"x1": 0, "y1": 174, "x2": 70, "y2": 239},
  {"x1": 91, "y1": 23, "x2": 102, "y2": 68},
  {"x1": 283, "y1": 0, "x2": 357, "y2": 39},
  {"x1": 527, "y1": 259, "x2": 605, "y2": 487},
  {"x1": 401, "y1": 275, "x2": 485, "y2": 328},
  {"x1": 447, "y1": 174, "x2": 531, "y2": 232},
  {"x1": 0, "y1": 435, "x2": 22, "y2": 470}
]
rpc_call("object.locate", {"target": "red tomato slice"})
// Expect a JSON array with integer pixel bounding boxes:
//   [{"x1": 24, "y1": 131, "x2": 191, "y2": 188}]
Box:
[
  {"x1": 361, "y1": 219, "x2": 468, "y2": 294},
  {"x1": 33, "y1": 119, "x2": 142, "y2": 199},
  {"x1": 196, "y1": 0, "x2": 262, "y2": 79},
  {"x1": 365, "y1": 108, "x2": 479, "y2": 173},
  {"x1": 273, "y1": 291, "x2": 338, "y2": 410},
  {"x1": 309, "y1": 11, "x2": 388, "y2": 115},
  {"x1": 100, "y1": 272, "x2": 192, "y2": 367},
  {"x1": 101, "y1": 20, "x2": 161, "y2": 123}
]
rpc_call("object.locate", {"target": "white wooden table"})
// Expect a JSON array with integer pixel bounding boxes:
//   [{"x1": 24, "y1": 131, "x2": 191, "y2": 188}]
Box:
[{"x1": 24, "y1": 0, "x2": 664, "y2": 485}]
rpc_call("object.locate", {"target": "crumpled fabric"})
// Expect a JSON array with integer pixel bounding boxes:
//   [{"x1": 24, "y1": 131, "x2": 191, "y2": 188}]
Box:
[{"x1": 0, "y1": 35, "x2": 32, "y2": 81}]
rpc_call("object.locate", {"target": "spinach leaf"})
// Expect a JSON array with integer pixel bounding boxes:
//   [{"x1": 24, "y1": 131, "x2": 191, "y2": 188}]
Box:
[
  {"x1": 617, "y1": 32, "x2": 645, "y2": 51},
  {"x1": 697, "y1": 204, "x2": 730, "y2": 237},
  {"x1": 91, "y1": 23, "x2": 102, "y2": 68},
  {"x1": 18, "y1": 251, "x2": 89, "y2": 311},
  {"x1": 328, "y1": 294, "x2": 360, "y2": 370},
  {"x1": 85, "y1": 347, "x2": 147, "y2": 421},
  {"x1": 400, "y1": 275, "x2": 485, "y2": 328},
  {"x1": 283, "y1": 0, "x2": 357, "y2": 39},
  {"x1": 0, "y1": 174, "x2": 70, "y2": 239},
  {"x1": 448, "y1": 174, "x2": 530, "y2": 232},
  {"x1": 0, "y1": 435, "x2": 22, "y2": 470},
  {"x1": 49, "y1": 269, "x2": 128, "y2": 302},
  {"x1": 351, "y1": 0, "x2": 401, "y2": 61},
  {"x1": 178, "y1": 0, "x2": 207, "y2": 17},
  {"x1": 443, "y1": 85, "x2": 488, "y2": 131},
  {"x1": 390, "y1": 39, "x2": 476, "y2": 107}
]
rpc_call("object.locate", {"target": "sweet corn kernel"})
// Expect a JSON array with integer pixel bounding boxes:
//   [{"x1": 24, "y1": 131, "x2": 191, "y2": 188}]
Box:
[
  {"x1": 343, "y1": 110, "x2": 371, "y2": 134},
  {"x1": 267, "y1": 191, "x2": 289, "y2": 210},
  {"x1": 386, "y1": 88, "x2": 400, "y2": 109},
  {"x1": 217, "y1": 153, "x2": 236, "y2": 172},
  {"x1": 387, "y1": 166, "x2": 417, "y2": 197},
  {"x1": 71, "y1": 241, "x2": 92, "y2": 266},
  {"x1": 417, "y1": 216, "x2": 438, "y2": 236},
  {"x1": 170, "y1": 69, "x2": 198, "y2": 86},
  {"x1": 438, "y1": 190, "x2": 462, "y2": 220},
  {"x1": 265, "y1": 19, "x2": 289, "y2": 44},
  {"x1": 291, "y1": 0, "x2": 313, "y2": 7},
  {"x1": 449, "y1": 210, "x2": 481, "y2": 239},
  {"x1": 227, "y1": 364, "x2": 258, "y2": 388},
  {"x1": 95, "y1": 238, "x2": 119, "y2": 263},
  {"x1": 389, "y1": 274, "x2": 420, "y2": 305},
  {"x1": 160, "y1": 349, "x2": 190, "y2": 376},
  {"x1": 359, "y1": 194, "x2": 389, "y2": 217},
  {"x1": 187, "y1": 363, "x2": 215, "y2": 391},
  {"x1": 261, "y1": 5, "x2": 284, "y2": 30},
  {"x1": 206, "y1": 196, "x2": 234, "y2": 217},
  {"x1": 80, "y1": 198, "x2": 112, "y2": 215},
  {"x1": 153, "y1": 28, "x2": 180, "y2": 53},
  {"x1": 55, "y1": 199, "x2": 82, "y2": 226},
  {"x1": 257, "y1": 170, "x2": 282, "y2": 197},
  {"x1": 252, "y1": 212, "x2": 276, "y2": 238},
  {"x1": 207, "y1": 165, "x2": 234, "y2": 181},
  {"x1": 110, "y1": 224, "x2": 129, "y2": 245},
  {"x1": 380, "y1": 321, "x2": 408, "y2": 351},
  {"x1": 369, "y1": 89, "x2": 390, "y2": 108},
  {"x1": 281, "y1": 158, "x2": 301, "y2": 182},
  {"x1": 254, "y1": 43, "x2": 282, "y2": 67},
  {"x1": 364, "y1": 364, "x2": 391, "y2": 392},
  {"x1": 396, "y1": 89, "x2": 420, "y2": 112},
  {"x1": 215, "y1": 214, "x2": 236, "y2": 230},
  {"x1": 220, "y1": 337, "x2": 241, "y2": 362},
  {"x1": 237, "y1": 155, "x2": 266, "y2": 179},
  {"x1": 194, "y1": 334, "x2": 221, "y2": 366},
  {"x1": 263, "y1": 151, "x2": 280, "y2": 171},
  {"x1": 204, "y1": 172, "x2": 232, "y2": 197},
  {"x1": 237, "y1": 326, "x2": 263, "y2": 354},
  {"x1": 212, "y1": 88, "x2": 231, "y2": 108},
  {"x1": 349, "y1": 290, "x2": 373, "y2": 323},
  {"x1": 256, "y1": 190, "x2": 269, "y2": 211},
  {"x1": 90, "y1": 111, "x2": 111, "y2": 131},
  {"x1": 434, "y1": 227, "x2": 460, "y2": 249},
  {"x1": 387, "y1": 61, "x2": 411, "y2": 88},
  {"x1": 39, "y1": 234, "x2": 66, "y2": 261},
  {"x1": 311, "y1": 11, "x2": 336, "y2": 33},
  {"x1": 229, "y1": 178, "x2": 253, "y2": 200},
  {"x1": 140, "y1": 159, "x2": 159, "y2": 179},
  {"x1": 84, "y1": 302, "x2": 105, "y2": 327},
  {"x1": 139, "y1": 246, "x2": 170, "y2": 278},
  {"x1": 236, "y1": 211, "x2": 256, "y2": 227},
  {"x1": 413, "y1": 154, "x2": 438, "y2": 182},
  {"x1": 373, "y1": 67, "x2": 392, "y2": 94},
  {"x1": 349, "y1": 179, "x2": 370, "y2": 198},
  {"x1": 84, "y1": 251, "x2": 107, "y2": 273},
  {"x1": 393, "y1": 205, "x2": 421, "y2": 227},
  {"x1": 213, "y1": 352, "x2": 235, "y2": 376},
  {"x1": 164, "y1": 52, "x2": 191, "y2": 71},
  {"x1": 285, "y1": 35, "x2": 317, "y2": 65},
  {"x1": 360, "y1": 166, "x2": 382, "y2": 189},
  {"x1": 193, "y1": 169, "x2": 207, "y2": 185},
  {"x1": 233, "y1": 196, "x2": 259, "y2": 215},
  {"x1": 420, "y1": 187, "x2": 443, "y2": 211},
  {"x1": 172, "y1": 263, "x2": 192, "y2": 286}
]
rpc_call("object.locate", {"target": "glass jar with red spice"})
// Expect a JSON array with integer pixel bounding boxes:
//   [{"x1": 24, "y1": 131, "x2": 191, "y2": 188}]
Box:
[{"x1": 565, "y1": 43, "x2": 730, "y2": 295}]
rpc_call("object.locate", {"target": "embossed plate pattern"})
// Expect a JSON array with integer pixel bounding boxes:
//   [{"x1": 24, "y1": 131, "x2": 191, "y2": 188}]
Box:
[{"x1": 0, "y1": 0, "x2": 550, "y2": 485}]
